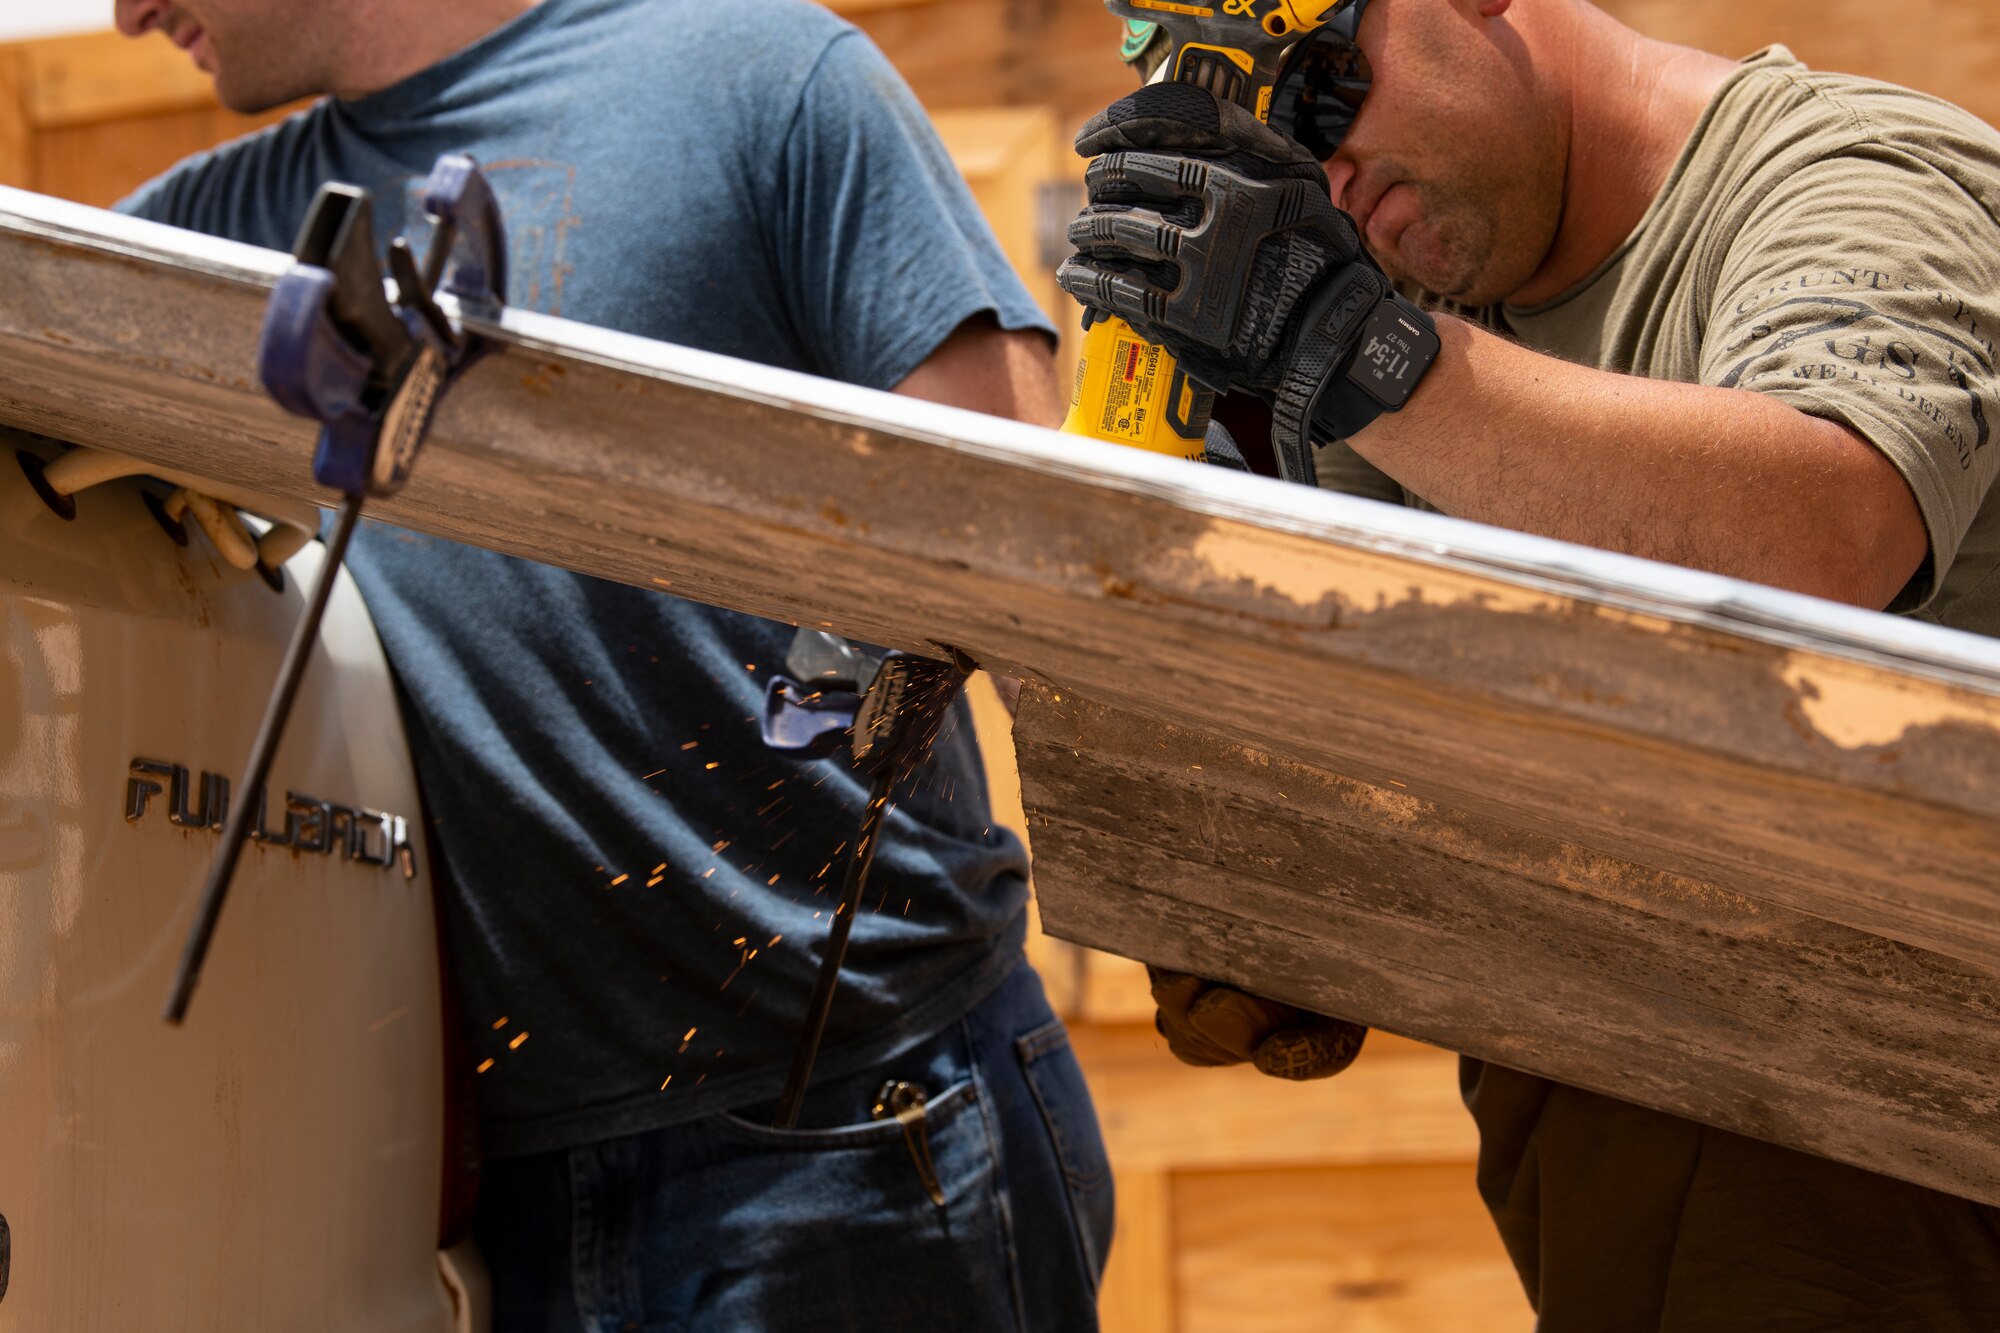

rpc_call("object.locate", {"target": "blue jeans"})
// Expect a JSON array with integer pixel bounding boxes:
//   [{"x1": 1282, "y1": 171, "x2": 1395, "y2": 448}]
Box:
[{"x1": 475, "y1": 961, "x2": 1115, "y2": 1331}]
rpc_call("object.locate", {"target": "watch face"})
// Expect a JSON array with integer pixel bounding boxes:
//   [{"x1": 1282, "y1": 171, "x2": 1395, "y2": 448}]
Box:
[{"x1": 1346, "y1": 302, "x2": 1440, "y2": 410}]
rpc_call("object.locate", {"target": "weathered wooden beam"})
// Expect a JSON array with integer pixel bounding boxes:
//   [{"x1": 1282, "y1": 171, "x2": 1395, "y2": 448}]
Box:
[
  {"x1": 5, "y1": 189, "x2": 2000, "y2": 1195},
  {"x1": 1018, "y1": 690, "x2": 2000, "y2": 1204}
]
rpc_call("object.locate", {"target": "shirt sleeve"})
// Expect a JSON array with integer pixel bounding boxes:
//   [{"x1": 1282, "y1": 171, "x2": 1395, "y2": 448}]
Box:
[
  {"x1": 1699, "y1": 146, "x2": 2000, "y2": 612},
  {"x1": 771, "y1": 30, "x2": 1056, "y2": 392}
]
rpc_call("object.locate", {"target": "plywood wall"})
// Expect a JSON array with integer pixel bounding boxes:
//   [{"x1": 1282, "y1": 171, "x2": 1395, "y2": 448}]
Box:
[
  {"x1": 0, "y1": 28, "x2": 294, "y2": 206},
  {"x1": 1598, "y1": 0, "x2": 2000, "y2": 128},
  {"x1": 846, "y1": 0, "x2": 2000, "y2": 138}
]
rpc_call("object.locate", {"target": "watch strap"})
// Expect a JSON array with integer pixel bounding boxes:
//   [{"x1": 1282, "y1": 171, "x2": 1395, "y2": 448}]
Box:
[{"x1": 1269, "y1": 263, "x2": 1390, "y2": 487}]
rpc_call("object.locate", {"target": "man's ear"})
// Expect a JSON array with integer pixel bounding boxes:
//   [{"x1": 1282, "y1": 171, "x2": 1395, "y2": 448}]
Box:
[{"x1": 1478, "y1": 0, "x2": 1513, "y2": 16}]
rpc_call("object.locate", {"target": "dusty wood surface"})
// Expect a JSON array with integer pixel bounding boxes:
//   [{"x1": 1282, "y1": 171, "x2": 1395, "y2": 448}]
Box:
[
  {"x1": 5, "y1": 192, "x2": 2000, "y2": 1195},
  {"x1": 1020, "y1": 689, "x2": 2000, "y2": 1204}
]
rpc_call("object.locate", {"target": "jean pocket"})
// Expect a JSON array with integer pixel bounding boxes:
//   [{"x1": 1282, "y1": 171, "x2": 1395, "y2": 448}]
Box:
[
  {"x1": 1016, "y1": 1018, "x2": 1115, "y2": 1281},
  {"x1": 711, "y1": 1077, "x2": 978, "y2": 1152}
]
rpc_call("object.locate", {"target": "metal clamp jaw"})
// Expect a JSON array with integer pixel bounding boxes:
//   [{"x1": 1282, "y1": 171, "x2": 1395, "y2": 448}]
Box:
[
  {"x1": 164, "y1": 154, "x2": 510, "y2": 1025},
  {"x1": 257, "y1": 152, "x2": 507, "y2": 499},
  {"x1": 759, "y1": 630, "x2": 962, "y2": 778}
]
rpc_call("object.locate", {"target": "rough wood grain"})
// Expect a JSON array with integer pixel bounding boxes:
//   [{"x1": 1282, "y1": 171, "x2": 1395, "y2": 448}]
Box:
[
  {"x1": 6, "y1": 194, "x2": 2000, "y2": 1195},
  {"x1": 1019, "y1": 689, "x2": 2000, "y2": 1203}
]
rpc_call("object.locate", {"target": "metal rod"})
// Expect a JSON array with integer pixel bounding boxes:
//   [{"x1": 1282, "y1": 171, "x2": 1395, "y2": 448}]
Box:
[
  {"x1": 161, "y1": 493, "x2": 363, "y2": 1024},
  {"x1": 773, "y1": 773, "x2": 893, "y2": 1128}
]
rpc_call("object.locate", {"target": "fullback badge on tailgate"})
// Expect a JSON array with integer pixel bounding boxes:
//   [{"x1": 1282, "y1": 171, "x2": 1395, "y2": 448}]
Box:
[{"x1": 123, "y1": 757, "x2": 417, "y2": 879}]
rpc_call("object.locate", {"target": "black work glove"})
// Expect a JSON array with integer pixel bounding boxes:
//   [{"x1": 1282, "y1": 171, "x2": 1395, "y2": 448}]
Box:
[
  {"x1": 1057, "y1": 82, "x2": 1438, "y2": 486},
  {"x1": 1149, "y1": 966, "x2": 1369, "y2": 1081}
]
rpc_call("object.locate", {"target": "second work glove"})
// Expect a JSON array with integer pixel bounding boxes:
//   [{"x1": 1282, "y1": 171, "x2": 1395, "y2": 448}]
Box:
[
  {"x1": 1150, "y1": 966, "x2": 1369, "y2": 1081},
  {"x1": 1057, "y1": 82, "x2": 1439, "y2": 486}
]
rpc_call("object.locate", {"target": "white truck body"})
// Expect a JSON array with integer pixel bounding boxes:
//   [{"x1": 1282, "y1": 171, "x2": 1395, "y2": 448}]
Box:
[{"x1": 1, "y1": 434, "x2": 464, "y2": 1330}]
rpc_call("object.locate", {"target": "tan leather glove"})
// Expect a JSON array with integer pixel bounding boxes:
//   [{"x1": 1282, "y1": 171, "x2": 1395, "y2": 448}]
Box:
[{"x1": 1149, "y1": 966, "x2": 1368, "y2": 1080}]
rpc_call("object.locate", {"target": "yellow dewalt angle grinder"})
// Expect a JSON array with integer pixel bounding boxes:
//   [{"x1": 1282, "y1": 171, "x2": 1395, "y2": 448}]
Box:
[{"x1": 1061, "y1": 0, "x2": 1363, "y2": 460}]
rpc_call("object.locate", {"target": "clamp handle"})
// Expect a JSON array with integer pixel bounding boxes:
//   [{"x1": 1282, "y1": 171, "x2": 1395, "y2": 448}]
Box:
[
  {"x1": 258, "y1": 264, "x2": 385, "y2": 497},
  {"x1": 257, "y1": 155, "x2": 509, "y2": 499}
]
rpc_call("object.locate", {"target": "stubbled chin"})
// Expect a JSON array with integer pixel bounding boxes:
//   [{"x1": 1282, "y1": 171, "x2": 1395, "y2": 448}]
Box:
[{"x1": 1386, "y1": 225, "x2": 1473, "y2": 301}]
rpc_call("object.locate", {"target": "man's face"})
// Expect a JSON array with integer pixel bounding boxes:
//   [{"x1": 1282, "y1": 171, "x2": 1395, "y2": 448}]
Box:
[
  {"x1": 115, "y1": 0, "x2": 335, "y2": 112},
  {"x1": 1323, "y1": 0, "x2": 1566, "y2": 305}
]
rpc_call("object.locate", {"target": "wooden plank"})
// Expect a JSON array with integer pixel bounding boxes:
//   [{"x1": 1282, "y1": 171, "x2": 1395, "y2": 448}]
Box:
[
  {"x1": 6, "y1": 193, "x2": 2000, "y2": 1197},
  {"x1": 0, "y1": 30, "x2": 302, "y2": 207},
  {"x1": 0, "y1": 47, "x2": 29, "y2": 191},
  {"x1": 1173, "y1": 1164, "x2": 1534, "y2": 1333},
  {"x1": 1098, "y1": 1166, "x2": 1176, "y2": 1333},
  {"x1": 1020, "y1": 691, "x2": 2000, "y2": 1204},
  {"x1": 2, "y1": 30, "x2": 218, "y2": 128},
  {"x1": 8, "y1": 195, "x2": 2000, "y2": 967},
  {"x1": 1071, "y1": 1024, "x2": 1476, "y2": 1173}
]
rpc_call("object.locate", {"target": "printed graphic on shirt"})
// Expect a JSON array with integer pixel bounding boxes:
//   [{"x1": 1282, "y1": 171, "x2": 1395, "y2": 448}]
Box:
[
  {"x1": 395, "y1": 159, "x2": 583, "y2": 316},
  {"x1": 1715, "y1": 266, "x2": 1996, "y2": 474}
]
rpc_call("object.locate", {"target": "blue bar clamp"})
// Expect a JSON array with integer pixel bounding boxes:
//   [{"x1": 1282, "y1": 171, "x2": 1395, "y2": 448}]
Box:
[{"x1": 164, "y1": 154, "x2": 509, "y2": 1023}]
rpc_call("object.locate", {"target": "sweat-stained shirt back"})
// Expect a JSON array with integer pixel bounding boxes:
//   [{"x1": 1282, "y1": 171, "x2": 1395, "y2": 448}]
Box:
[{"x1": 1321, "y1": 46, "x2": 2000, "y2": 634}]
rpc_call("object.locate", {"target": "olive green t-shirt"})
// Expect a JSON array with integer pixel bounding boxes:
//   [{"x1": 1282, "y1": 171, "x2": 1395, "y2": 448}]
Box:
[
  {"x1": 1322, "y1": 49, "x2": 2000, "y2": 1328},
  {"x1": 1322, "y1": 46, "x2": 2000, "y2": 634}
]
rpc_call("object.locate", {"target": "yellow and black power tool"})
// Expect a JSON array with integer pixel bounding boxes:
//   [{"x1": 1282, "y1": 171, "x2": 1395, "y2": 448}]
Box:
[{"x1": 1061, "y1": 0, "x2": 1361, "y2": 460}]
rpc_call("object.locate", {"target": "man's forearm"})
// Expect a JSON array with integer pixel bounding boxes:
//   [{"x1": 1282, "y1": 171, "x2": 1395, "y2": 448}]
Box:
[
  {"x1": 894, "y1": 315, "x2": 1063, "y2": 428},
  {"x1": 1346, "y1": 316, "x2": 1930, "y2": 609}
]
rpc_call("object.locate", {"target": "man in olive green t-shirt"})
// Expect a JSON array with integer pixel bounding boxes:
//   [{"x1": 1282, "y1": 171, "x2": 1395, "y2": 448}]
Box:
[{"x1": 1061, "y1": 1, "x2": 2000, "y2": 1328}]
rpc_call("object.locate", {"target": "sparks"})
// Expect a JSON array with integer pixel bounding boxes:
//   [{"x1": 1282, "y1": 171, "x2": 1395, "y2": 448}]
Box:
[
  {"x1": 681, "y1": 741, "x2": 699, "y2": 751},
  {"x1": 609, "y1": 873, "x2": 629, "y2": 887},
  {"x1": 477, "y1": 1058, "x2": 495, "y2": 1073},
  {"x1": 492, "y1": 1016, "x2": 509, "y2": 1030},
  {"x1": 642, "y1": 768, "x2": 667, "y2": 780},
  {"x1": 508, "y1": 1032, "x2": 530, "y2": 1050},
  {"x1": 705, "y1": 762, "x2": 720, "y2": 771}
]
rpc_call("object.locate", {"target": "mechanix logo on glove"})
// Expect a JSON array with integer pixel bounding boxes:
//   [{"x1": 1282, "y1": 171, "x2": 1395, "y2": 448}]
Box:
[{"x1": 1060, "y1": 80, "x2": 1437, "y2": 485}]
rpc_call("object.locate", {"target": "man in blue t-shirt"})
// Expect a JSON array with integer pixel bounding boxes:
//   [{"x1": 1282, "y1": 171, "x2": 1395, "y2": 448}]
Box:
[{"x1": 113, "y1": 0, "x2": 1113, "y2": 1326}]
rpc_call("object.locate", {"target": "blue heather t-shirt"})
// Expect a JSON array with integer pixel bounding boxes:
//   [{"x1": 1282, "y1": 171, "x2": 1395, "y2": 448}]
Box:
[{"x1": 123, "y1": 0, "x2": 1045, "y2": 1154}]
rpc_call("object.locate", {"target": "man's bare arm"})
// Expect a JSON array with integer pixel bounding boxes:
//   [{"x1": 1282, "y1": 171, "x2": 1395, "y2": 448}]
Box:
[
  {"x1": 894, "y1": 313, "x2": 1064, "y2": 428},
  {"x1": 1348, "y1": 316, "x2": 1931, "y2": 610}
]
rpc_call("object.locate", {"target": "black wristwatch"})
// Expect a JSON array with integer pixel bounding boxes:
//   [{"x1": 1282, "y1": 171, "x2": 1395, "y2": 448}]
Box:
[
  {"x1": 1311, "y1": 293, "x2": 1441, "y2": 440},
  {"x1": 1269, "y1": 270, "x2": 1441, "y2": 486}
]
